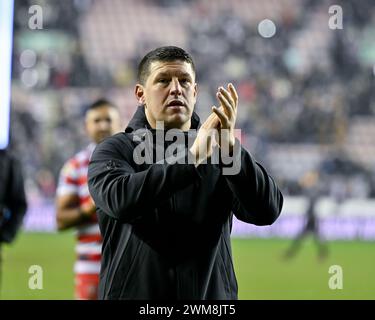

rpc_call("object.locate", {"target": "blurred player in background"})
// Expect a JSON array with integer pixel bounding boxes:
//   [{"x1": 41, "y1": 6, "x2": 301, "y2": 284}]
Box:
[
  {"x1": 284, "y1": 170, "x2": 328, "y2": 260},
  {"x1": 0, "y1": 149, "x2": 27, "y2": 294},
  {"x1": 56, "y1": 99, "x2": 122, "y2": 300}
]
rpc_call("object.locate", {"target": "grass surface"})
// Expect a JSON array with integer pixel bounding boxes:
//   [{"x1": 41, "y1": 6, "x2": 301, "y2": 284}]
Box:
[{"x1": 1, "y1": 232, "x2": 374, "y2": 299}]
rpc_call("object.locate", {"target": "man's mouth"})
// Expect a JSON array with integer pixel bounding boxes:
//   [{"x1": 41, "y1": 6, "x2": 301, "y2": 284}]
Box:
[
  {"x1": 99, "y1": 132, "x2": 111, "y2": 139},
  {"x1": 166, "y1": 100, "x2": 186, "y2": 108}
]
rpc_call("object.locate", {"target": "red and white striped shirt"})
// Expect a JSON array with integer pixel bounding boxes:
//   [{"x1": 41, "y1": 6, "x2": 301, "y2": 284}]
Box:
[{"x1": 57, "y1": 144, "x2": 102, "y2": 274}]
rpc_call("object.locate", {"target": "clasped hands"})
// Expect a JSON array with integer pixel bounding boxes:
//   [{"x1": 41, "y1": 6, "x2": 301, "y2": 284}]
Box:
[{"x1": 190, "y1": 83, "x2": 238, "y2": 166}]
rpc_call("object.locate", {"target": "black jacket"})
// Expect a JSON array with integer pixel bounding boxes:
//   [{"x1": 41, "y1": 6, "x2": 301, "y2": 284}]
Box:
[
  {"x1": 0, "y1": 150, "x2": 27, "y2": 244},
  {"x1": 88, "y1": 106, "x2": 283, "y2": 300}
]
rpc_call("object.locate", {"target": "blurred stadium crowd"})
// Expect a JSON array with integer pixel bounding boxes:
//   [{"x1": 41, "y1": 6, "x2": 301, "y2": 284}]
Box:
[{"x1": 9, "y1": 0, "x2": 375, "y2": 211}]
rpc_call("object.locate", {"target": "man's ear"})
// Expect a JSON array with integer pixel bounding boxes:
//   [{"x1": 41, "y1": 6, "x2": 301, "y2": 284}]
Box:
[{"x1": 135, "y1": 84, "x2": 145, "y2": 105}]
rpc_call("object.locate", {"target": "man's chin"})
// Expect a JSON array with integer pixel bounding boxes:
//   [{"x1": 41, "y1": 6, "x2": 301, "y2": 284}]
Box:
[
  {"x1": 164, "y1": 114, "x2": 190, "y2": 130},
  {"x1": 95, "y1": 134, "x2": 111, "y2": 143}
]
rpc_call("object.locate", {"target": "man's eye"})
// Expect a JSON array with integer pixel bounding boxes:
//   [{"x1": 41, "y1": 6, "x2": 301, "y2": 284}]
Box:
[
  {"x1": 180, "y1": 79, "x2": 190, "y2": 85},
  {"x1": 158, "y1": 79, "x2": 168, "y2": 83}
]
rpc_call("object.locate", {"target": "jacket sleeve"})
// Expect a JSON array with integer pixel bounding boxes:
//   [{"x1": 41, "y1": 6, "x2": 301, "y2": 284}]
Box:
[
  {"x1": 88, "y1": 137, "x2": 200, "y2": 223},
  {"x1": 224, "y1": 141, "x2": 283, "y2": 226},
  {"x1": 0, "y1": 155, "x2": 28, "y2": 243}
]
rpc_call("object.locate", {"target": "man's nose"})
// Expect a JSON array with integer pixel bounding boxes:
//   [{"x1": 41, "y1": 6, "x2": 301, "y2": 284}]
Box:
[
  {"x1": 99, "y1": 120, "x2": 110, "y2": 131},
  {"x1": 170, "y1": 78, "x2": 182, "y2": 96}
]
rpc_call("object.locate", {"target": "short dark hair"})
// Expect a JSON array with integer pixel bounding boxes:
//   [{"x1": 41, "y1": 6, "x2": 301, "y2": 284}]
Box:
[
  {"x1": 137, "y1": 46, "x2": 196, "y2": 85},
  {"x1": 85, "y1": 98, "x2": 117, "y2": 114}
]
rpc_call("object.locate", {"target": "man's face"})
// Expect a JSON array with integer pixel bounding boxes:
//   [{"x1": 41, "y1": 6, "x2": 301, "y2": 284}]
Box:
[
  {"x1": 85, "y1": 105, "x2": 122, "y2": 144},
  {"x1": 135, "y1": 60, "x2": 197, "y2": 131}
]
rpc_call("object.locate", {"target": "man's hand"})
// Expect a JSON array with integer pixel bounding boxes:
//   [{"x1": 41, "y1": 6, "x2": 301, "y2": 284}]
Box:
[
  {"x1": 80, "y1": 197, "x2": 97, "y2": 218},
  {"x1": 212, "y1": 83, "x2": 238, "y2": 153},
  {"x1": 190, "y1": 83, "x2": 238, "y2": 166},
  {"x1": 189, "y1": 112, "x2": 220, "y2": 166},
  {"x1": 56, "y1": 194, "x2": 96, "y2": 230}
]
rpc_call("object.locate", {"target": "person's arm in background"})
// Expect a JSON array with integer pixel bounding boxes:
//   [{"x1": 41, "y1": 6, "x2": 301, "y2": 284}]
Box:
[
  {"x1": 0, "y1": 153, "x2": 27, "y2": 244},
  {"x1": 56, "y1": 160, "x2": 96, "y2": 231},
  {"x1": 56, "y1": 193, "x2": 96, "y2": 230}
]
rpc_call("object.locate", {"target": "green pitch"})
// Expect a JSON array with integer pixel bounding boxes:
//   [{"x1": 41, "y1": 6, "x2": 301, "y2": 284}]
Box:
[{"x1": 1, "y1": 232, "x2": 374, "y2": 299}]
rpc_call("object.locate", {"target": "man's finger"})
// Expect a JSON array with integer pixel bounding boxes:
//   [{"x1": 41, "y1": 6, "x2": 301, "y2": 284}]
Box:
[
  {"x1": 202, "y1": 111, "x2": 220, "y2": 129},
  {"x1": 217, "y1": 91, "x2": 234, "y2": 119},
  {"x1": 228, "y1": 83, "x2": 238, "y2": 109},
  {"x1": 219, "y1": 86, "x2": 235, "y2": 111},
  {"x1": 212, "y1": 106, "x2": 229, "y2": 128}
]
